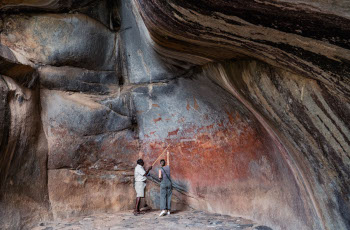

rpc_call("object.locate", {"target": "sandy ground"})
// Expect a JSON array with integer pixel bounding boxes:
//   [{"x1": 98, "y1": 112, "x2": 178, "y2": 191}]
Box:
[{"x1": 32, "y1": 210, "x2": 273, "y2": 230}]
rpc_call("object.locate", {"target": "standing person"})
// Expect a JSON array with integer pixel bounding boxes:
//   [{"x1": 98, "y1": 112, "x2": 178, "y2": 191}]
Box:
[
  {"x1": 159, "y1": 150, "x2": 172, "y2": 216},
  {"x1": 134, "y1": 159, "x2": 152, "y2": 215}
]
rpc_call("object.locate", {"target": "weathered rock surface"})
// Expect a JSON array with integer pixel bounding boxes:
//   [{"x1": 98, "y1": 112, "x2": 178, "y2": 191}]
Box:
[
  {"x1": 0, "y1": 0, "x2": 120, "y2": 30},
  {"x1": 117, "y1": 0, "x2": 190, "y2": 84},
  {"x1": 40, "y1": 90, "x2": 134, "y2": 169},
  {"x1": 0, "y1": 76, "x2": 50, "y2": 229},
  {"x1": 0, "y1": 0, "x2": 349, "y2": 230},
  {"x1": 0, "y1": 44, "x2": 37, "y2": 87},
  {"x1": 0, "y1": 13, "x2": 116, "y2": 70},
  {"x1": 0, "y1": 0, "x2": 95, "y2": 12},
  {"x1": 132, "y1": 71, "x2": 317, "y2": 229},
  {"x1": 39, "y1": 66, "x2": 119, "y2": 94},
  {"x1": 133, "y1": 1, "x2": 350, "y2": 229},
  {"x1": 135, "y1": 0, "x2": 350, "y2": 96},
  {"x1": 48, "y1": 169, "x2": 135, "y2": 220},
  {"x1": 205, "y1": 60, "x2": 350, "y2": 230},
  {"x1": 0, "y1": 76, "x2": 10, "y2": 186}
]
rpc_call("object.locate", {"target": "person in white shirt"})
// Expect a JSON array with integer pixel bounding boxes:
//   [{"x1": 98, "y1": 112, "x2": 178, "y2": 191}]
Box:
[{"x1": 134, "y1": 159, "x2": 152, "y2": 215}]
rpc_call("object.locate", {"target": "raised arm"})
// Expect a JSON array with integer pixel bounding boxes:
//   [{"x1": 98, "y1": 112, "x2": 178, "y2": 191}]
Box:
[
  {"x1": 167, "y1": 151, "x2": 170, "y2": 166},
  {"x1": 142, "y1": 166, "x2": 152, "y2": 176}
]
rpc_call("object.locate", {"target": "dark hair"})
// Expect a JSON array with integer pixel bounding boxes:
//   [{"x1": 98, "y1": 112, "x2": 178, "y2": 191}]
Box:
[
  {"x1": 160, "y1": 159, "x2": 165, "y2": 164},
  {"x1": 137, "y1": 159, "x2": 144, "y2": 165}
]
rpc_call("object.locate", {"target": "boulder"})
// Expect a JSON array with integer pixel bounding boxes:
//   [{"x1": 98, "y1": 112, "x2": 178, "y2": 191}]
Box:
[
  {"x1": 40, "y1": 90, "x2": 133, "y2": 169},
  {"x1": 0, "y1": 13, "x2": 116, "y2": 70}
]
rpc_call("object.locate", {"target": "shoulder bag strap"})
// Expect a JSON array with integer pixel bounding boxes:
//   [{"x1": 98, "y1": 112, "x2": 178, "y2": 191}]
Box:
[{"x1": 161, "y1": 167, "x2": 172, "y2": 184}]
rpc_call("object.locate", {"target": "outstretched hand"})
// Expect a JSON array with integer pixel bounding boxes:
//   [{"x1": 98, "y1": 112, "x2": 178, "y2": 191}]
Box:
[{"x1": 148, "y1": 166, "x2": 153, "y2": 171}]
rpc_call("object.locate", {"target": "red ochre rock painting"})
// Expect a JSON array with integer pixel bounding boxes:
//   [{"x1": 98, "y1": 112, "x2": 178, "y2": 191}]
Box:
[
  {"x1": 153, "y1": 117, "x2": 162, "y2": 123},
  {"x1": 1, "y1": 0, "x2": 349, "y2": 230},
  {"x1": 150, "y1": 125, "x2": 267, "y2": 184},
  {"x1": 139, "y1": 111, "x2": 309, "y2": 229}
]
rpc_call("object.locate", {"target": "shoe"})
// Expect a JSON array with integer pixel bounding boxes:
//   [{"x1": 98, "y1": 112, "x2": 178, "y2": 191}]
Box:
[
  {"x1": 159, "y1": 210, "x2": 167, "y2": 217},
  {"x1": 167, "y1": 210, "x2": 170, "y2": 215}
]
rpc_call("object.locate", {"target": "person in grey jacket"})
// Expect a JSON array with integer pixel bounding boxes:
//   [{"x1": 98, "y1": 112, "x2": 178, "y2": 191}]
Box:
[{"x1": 159, "y1": 150, "x2": 172, "y2": 216}]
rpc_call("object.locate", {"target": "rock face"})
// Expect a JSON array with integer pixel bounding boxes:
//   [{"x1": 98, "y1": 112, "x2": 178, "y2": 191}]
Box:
[
  {"x1": 0, "y1": 1, "x2": 349, "y2": 230},
  {"x1": 0, "y1": 13, "x2": 116, "y2": 70},
  {"x1": 134, "y1": 0, "x2": 350, "y2": 97},
  {"x1": 0, "y1": 76, "x2": 50, "y2": 229}
]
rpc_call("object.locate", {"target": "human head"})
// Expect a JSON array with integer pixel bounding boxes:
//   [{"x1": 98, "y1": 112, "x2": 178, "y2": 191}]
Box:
[
  {"x1": 137, "y1": 159, "x2": 144, "y2": 166},
  {"x1": 160, "y1": 159, "x2": 165, "y2": 166}
]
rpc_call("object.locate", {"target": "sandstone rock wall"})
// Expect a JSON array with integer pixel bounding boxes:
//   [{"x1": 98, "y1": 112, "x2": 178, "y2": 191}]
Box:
[
  {"x1": 134, "y1": 1, "x2": 350, "y2": 229},
  {"x1": 0, "y1": 0, "x2": 349, "y2": 230},
  {"x1": 0, "y1": 75, "x2": 50, "y2": 229},
  {"x1": 134, "y1": 0, "x2": 350, "y2": 97},
  {"x1": 204, "y1": 61, "x2": 349, "y2": 230}
]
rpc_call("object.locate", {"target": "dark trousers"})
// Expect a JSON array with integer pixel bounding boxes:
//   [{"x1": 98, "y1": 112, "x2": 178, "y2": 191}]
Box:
[{"x1": 160, "y1": 182, "x2": 172, "y2": 210}]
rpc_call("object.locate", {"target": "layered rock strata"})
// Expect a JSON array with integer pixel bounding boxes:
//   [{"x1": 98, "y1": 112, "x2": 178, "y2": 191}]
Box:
[{"x1": 0, "y1": 1, "x2": 349, "y2": 230}]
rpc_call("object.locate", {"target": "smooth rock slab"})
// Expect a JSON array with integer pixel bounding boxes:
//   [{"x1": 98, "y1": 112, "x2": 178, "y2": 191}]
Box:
[
  {"x1": 0, "y1": 13, "x2": 116, "y2": 70},
  {"x1": 40, "y1": 90, "x2": 134, "y2": 169},
  {"x1": 33, "y1": 210, "x2": 270, "y2": 230}
]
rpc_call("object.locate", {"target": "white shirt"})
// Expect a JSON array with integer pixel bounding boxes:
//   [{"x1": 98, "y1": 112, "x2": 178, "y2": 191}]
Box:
[{"x1": 134, "y1": 164, "x2": 147, "y2": 182}]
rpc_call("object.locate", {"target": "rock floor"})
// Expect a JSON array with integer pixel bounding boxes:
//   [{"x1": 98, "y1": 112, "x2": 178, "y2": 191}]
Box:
[{"x1": 33, "y1": 210, "x2": 273, "y2": 230}]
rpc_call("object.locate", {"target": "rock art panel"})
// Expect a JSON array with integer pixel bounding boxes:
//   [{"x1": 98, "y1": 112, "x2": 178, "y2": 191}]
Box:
[
  {"x1": 204, "y1": 61, "x2": 350, "y2": 230},
  {"x1": 0, "y1": 0, "x2": 349, "y2": 230},
  {"x1": 132, "y1": 74, "x2": 318, "y2": 229},
  {"x1": 133, "y1": 1, "x2": 350, "y2": 229}
]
